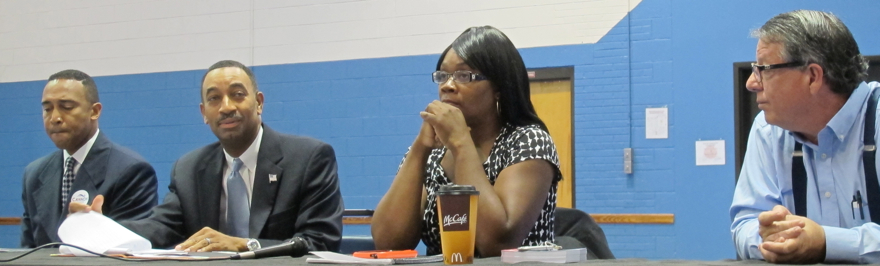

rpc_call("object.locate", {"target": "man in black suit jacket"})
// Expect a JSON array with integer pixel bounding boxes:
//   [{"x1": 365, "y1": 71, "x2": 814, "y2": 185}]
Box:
[
  {"x1": 22, "y1": 69, "x2": 158, "y2": 247},
  {"x1": 75, "y1": 60, "x2": 343, "y2": 252}
]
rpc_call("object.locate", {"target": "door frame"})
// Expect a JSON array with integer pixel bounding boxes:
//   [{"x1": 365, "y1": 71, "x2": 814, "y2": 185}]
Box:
[{"x1": 527, "y1": 66, "x2": 576, "y2": 206}]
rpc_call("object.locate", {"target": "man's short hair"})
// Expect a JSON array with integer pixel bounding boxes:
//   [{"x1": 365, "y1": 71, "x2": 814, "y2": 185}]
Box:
[
  {"x1": 753, "y1": 10, "x2": 868, "y2": 97},
  {"x1": 47, "y1": 69, "x2": 99, "y2": 104},
  {"x1": 200, "y1": 60, "x2": 258, "y2": 101}
]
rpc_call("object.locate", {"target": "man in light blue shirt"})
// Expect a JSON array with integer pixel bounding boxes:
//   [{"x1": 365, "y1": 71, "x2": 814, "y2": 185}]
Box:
[{"x1": 730, "y1": 10, "x2": 879, "y2": 264}]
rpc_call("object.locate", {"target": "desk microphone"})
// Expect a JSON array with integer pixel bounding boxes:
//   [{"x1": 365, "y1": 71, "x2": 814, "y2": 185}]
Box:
[{"x1": 231, "y1": 237, "x2": 309, "y2": 259}]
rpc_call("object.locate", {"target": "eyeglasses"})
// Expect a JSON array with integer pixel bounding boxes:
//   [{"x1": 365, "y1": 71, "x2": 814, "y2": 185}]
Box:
[
  {"x1": 432, "y1": 70, "x2": 488, "y2": 84},
  {"x1": 751, "y1": 61, "x2": 804, "y2": 84}
]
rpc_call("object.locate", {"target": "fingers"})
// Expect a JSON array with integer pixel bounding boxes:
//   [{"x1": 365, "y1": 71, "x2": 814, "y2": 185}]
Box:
[
  {"x1": 419, "y1": 111, "x2": 436, "y2": 124},
  {"x1": 758, "y1": 244, "x2": 793, "y2": 264},
  {"x1": 764, "y1": 225, "x2": 803, "y2": 243},
  {"x1": 175, "y1": 227, "x2": 245, "y2": 252},
  {"x1": 199, "y1": 243, "x2": 223, "y2": 252},
  {"x1": 422, "y1": 100, "x2": 460, "y2": 119},
  {"x1": 185, "y1": 238, "x2": 212, "y2": 252},
  {"x1": 176, "y1": 227, "x2": 212, "y2": 251},
  {"x1": 424, "y1": 100, "x2": 454, "y2": 112},
  {"x1": 762, "y1": 239, "x2": 797, "y2": 255},
  {"x1": 68, "y1": 202, "x2": 91, "y2": 215},
  {"x1": 421, "y1": 100, "x2": 470, "y2": 149},
  {"x1": 771, "y1": 205, "x2": 792, "y2": 216},
  {"x1": 198, "y1": 239, "x2": 244, "y2": 252},
  {"x1": 758, "y1": 206, "x2": 802, "y2": 240},
  {"x1": 759, "y1": 215, "x2": 826, "y2": 264},
  {"x1": 92, "y1": 195, "x2": 104, "y2": 214},
  {"x1": 760, "y1": 219, "x2": 805, "y2": 241},
  {"x1": 420, "y1": 101, "x2": 463, "y2": 132},
  {"x1": 759, "y1": 244, "x2": 779, "y2": 263},
  {"x1": 175, "y1": 238, "x2": 195, "y2": 251},
  {"x1": 758, "y1": 206, "x2": 788, "y2": 226},
  {"x1": 68, "y1": 195, "x2": 106, "y2": 215}
]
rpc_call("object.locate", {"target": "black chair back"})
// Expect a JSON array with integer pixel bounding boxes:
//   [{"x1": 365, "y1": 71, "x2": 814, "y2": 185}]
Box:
[{"x1": 554, "y1": 207, "x2": 615, "y2": 259}]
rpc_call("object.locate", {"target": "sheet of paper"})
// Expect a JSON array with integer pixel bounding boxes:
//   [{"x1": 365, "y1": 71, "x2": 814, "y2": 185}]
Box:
[
  {"x1": 696, "y1": 140, "x2": 725, "y2": 166},
  {"x1": 307, "y1": 251, "x2": 393, "y2": 264},
  {"x1": 646, "y1": 107, "x2": 668, "y2": 139},
  {"x1": 0, "y1": 248, "x2": 31, "y2": 252},
  {"x1": 57, "y1": 211, "x2": 151, "y2": 256}
]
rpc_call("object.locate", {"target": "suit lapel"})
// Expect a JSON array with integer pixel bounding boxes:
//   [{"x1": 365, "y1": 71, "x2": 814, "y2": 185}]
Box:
[
  {"x1": 249, "y1": 126, "x2": 283, "y2": 238},
  {"x1": 33, "y1": 151, "x2": 63, "y2": 240},
  {"x1": 197, "y1": 146, "x2": 224, "y2": 230}
]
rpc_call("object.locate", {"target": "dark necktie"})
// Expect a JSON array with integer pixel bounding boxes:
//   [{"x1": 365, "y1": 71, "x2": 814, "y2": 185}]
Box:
[{"x1": 61, "y1": 156, "x2": 77, "y2": 212}]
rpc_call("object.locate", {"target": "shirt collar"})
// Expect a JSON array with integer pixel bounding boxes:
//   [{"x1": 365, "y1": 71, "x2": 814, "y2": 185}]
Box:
[
  {"x1": 223, "y1": 126, "x2": 263, "y2": 173},
  {"x1": 824, "y1": 82, "x2": 872, "y2": 143},
  {"x1": 63, "y1": 129, "x2": 100, "y2": 165}
]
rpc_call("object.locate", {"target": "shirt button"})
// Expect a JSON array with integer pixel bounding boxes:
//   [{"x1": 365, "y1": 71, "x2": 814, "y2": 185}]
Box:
[
  {"x1": 825, "y1": 192, "x2": 832, "y2": 198},
  {"x1": 822, "y1": 153, "x2": 827, "y2": 159}
]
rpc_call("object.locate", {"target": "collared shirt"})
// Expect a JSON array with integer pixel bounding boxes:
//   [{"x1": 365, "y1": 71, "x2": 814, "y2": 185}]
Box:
[
  {"x1": 731, "y1": 82, "x2": 880, "y2": 264},
  {"x1": 219, "y1": 126, "x2": 263, "y2": 227},
  {"x1": 62, "y1": 129, "x2": 100, "y2": 178}
]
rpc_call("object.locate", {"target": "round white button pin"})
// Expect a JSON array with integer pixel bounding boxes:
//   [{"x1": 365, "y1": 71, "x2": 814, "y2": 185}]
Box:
[{"x1": 71, "y1": 190, "x2": 89, "y2": 204}]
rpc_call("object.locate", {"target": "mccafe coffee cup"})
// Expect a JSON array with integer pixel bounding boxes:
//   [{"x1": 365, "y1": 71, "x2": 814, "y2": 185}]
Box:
[{"x1": 437, "y1": 185, "x2": 479, "y2": 264}]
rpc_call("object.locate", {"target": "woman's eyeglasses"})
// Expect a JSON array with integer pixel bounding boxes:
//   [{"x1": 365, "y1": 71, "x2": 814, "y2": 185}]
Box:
[{"x1": 432, "y1": 70, "x2": 488, "y2": 84}]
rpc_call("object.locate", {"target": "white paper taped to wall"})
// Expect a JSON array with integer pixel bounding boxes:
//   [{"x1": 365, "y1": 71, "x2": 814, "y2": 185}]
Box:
[
  {"x1": 696, "y1": 140, "x2": 725, "y2": 166},
  {"x1": 646, "y1": 107, "x2": 668, "y2": 139}
]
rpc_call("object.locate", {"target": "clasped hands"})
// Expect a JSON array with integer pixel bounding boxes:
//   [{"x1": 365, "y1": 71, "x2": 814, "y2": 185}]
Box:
[
  {"x1": 758, "y1": 205, "x2": 826, "y2": 263},
  {"x1": 417, "y1": 100, "x2": 471, "y2": 150},
  {"x1": 68, "y1": 195, "x2": 248, "y2": 252}
]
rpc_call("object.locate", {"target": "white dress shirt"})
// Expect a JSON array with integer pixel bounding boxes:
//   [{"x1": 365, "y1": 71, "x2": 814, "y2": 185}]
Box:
[
  {"x1": 219, "y1": 126, "x2": 263, "y2": 227},
  {"x1": 62, "y1": 129, "x2": 100, "y2": 178},
  {"x1": 731, "y1": 82, "x2": 880, "y2": 263}
]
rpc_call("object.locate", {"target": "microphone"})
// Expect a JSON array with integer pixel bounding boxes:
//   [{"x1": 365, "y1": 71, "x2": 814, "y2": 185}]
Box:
[{"x1": 231, "y1": 237, "x2": 309, "y2": 259}]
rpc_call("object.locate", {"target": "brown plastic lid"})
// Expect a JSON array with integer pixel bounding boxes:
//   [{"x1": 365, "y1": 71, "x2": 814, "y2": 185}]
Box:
[{"x1": 438, "y1": 184, "x2": 479, "y2": 195}]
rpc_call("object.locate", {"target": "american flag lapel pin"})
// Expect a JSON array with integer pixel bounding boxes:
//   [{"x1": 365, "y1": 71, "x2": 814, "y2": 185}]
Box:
[{"x1": 269, "y1": 174, "x2": 277, "y2": 183}]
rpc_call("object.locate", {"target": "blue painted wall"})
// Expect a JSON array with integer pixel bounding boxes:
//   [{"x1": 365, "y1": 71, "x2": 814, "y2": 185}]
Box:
[{"x1": 2, "y1": 0, "x2": 880, "y2": 260}]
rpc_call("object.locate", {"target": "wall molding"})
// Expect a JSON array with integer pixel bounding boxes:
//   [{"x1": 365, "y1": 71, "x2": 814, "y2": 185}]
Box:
[
  {"x1": 589, "y1": 214, "x2": 674, "y2": 224},
  {"x1": 0, "y1": 217, "x2": 21, "y2": 226}
]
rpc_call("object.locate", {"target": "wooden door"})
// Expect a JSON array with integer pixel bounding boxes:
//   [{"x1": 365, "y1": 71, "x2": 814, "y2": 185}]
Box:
[{"x1": 529, "y1": 80, "x2": 573, "y2": 208}]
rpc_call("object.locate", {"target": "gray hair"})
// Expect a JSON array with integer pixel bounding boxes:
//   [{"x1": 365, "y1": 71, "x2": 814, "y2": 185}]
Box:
[{"x1": 752, "y1": 10, "x2": 868, "y2": 97}]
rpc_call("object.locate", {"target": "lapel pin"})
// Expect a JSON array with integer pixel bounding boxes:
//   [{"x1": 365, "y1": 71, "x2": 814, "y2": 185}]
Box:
[
  {"x1": 269, "y1": 174, "x2": 277, "y2": 183},
  {"x1": 71, "y1": 190, "x2": 90, "y2": 204}
]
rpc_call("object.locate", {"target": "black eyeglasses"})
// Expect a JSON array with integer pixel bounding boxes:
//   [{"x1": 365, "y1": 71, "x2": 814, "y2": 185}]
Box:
[
  {"x1": 751, "y1": 61, "x2": 805, "y2": 84},
  {"x1": 432, "y1": 70, "x2": 488, "y2": 84}
]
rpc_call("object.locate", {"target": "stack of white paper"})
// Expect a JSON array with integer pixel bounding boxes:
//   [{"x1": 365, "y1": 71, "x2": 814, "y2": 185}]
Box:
[
  {"x1": 501, "y1": 248, "x2": 587, "y2": 264},
  {"x1": 57, "y1": 211, "x2": 153, "y2": 256}
]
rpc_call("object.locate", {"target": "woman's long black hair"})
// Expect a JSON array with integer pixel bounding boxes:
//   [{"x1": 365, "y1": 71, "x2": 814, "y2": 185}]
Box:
[{"x1": 436, "y1": 26, "x2": 548, "y2": 132}]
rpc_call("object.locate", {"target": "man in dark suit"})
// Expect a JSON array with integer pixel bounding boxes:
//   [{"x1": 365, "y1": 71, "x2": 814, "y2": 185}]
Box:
[
  {"x1": 22, "y1": 69, "x2": 159, "y2": 247},
  {"x1": 74, "y1": 60, "x2": 344, "y2": 252}
]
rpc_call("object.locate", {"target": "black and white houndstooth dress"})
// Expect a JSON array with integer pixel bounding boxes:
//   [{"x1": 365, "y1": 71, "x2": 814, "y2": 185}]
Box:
[{"x1": 405, "y1": 123, "x2": 561, "y2": 255}]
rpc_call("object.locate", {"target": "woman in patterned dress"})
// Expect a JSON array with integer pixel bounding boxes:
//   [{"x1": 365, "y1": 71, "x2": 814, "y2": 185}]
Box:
[{"x1": 372, "y1": 26, "x2": 563, "y2": 257}]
